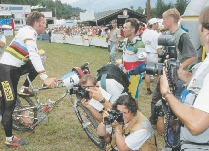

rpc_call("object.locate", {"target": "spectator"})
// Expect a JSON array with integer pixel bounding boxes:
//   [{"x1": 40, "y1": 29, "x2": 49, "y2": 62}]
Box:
[
  {"x1": 97, "y1": 94, "x2": 157, "y2": 151},
  {"x1": 109, "y1": 19, "x2": 121, "y2": 64},
  {"x1": 48, "y1": 28, "x2": 52, "y2": 43},
  {"x1": 142, "y1": 18, "x2": 162, "y2": 95},
  {"x1": 0, "y1": 30, "x2": 6, "y2": 57},
  {"x1": 105, "y1": 28, "x2": 111, "y2": 63},
  {"x1": 136, "y1": 22, "x2": 145, "y2": 37},
  {"x1": 119, "y1": 26, "x2": 125, "y2": 38}
]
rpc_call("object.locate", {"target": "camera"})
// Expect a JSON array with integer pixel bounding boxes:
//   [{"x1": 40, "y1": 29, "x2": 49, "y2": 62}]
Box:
[
  {"x1": 146, "y1": 35, "x2": 180, "y2": 79},
  {"x1": 76, "y1": 86, "x2": 90, "y2": 100},
  {"x1": 105, "y1": 23, "x2": 112, "y2": 31},
  {"x1": 104, "y1": 110, "x2": 124, "y2": 125}
]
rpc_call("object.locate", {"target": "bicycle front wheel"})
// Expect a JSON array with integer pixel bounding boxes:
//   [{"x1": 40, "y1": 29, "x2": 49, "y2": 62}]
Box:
[
  {"x1": 12, "y1": 96, "x2": 37, "y2": 132},
  {"x1": 76, "y1": 102, "x2": 105, "y2": 149}
]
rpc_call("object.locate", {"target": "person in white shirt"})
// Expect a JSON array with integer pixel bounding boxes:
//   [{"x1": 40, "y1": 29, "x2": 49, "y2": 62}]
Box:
[
  {"x1": 0, "y1": 11, "x2": 57, "y2": 147},
  {"x1": 142, "y1": 18, "x2": 162, "y2": 95},
  {"x1": 0, "y1": 30, "x2": 6, "y2": 58}
]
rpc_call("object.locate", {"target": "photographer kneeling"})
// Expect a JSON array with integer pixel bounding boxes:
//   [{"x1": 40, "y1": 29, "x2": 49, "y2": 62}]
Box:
[
  {"x1": 97, "y1": 94, "x2": 157, "y2": 151},
  {"x1": 160, "y1": 6, "x2": 209, "y2": 150},
  {"x1": 78, "y1": 74, "x2": 125, "y2": 122}
]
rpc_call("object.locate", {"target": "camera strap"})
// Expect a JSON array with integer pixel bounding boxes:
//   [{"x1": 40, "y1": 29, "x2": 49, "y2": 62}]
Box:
[
  {"x1": 164, "y1": 106, "x2": 181, "y2": 149},
  {"x1": 100, "y1": 74, "x2": 107, "y2": 91}
]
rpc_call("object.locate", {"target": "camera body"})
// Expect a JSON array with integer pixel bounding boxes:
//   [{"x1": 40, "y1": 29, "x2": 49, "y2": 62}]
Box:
[
  {"x1": 104, "y1": 110, "x2": 124, "y2": 125},
  {"x1": 146, "y1": 35, "x2": 180, "y2": 78},
  {"x1": 76, "y1": 86, "x2": 90, "y2": 100},
  {"x1": 105, "y1": 23, "x2": 112, "y2": 31}
]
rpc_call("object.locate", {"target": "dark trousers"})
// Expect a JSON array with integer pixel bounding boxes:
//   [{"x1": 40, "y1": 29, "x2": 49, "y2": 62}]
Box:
[
  {"x1": 150, "y1": 77, "x2": 185, "y2": 124},
  {"x1": 0, "y1": 60, "x2": 37, "y2": 137},
  {"x1": 20, "y1": 60, "x2": 38, "y2": 87}
]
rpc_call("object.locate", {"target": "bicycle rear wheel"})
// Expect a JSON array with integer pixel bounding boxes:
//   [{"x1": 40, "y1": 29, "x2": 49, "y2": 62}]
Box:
[
  {"x1": 76, "y1": 102, "x2": 105, "y2": 149},
  {"x1": 12, "y1": 96, "x2": 37, "y2": 131}
]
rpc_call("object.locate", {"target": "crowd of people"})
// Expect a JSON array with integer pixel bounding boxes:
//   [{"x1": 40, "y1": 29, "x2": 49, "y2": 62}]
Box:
[
  {"x1": 44, "y1": 24, "x2": 125, "y2": 38},
  {"x1": 0, "y1": 5, "x2": 209, "y2": 151}
]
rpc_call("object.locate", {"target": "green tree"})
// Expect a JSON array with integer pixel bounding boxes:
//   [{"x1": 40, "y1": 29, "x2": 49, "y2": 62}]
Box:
[
  {"x1": 135, "y1": 6, "x2": 144, "y2": 14},
  {"x1": 1, "y1": 0, "x2": 84, "y2": 20},
  {"x1": 153, "y1": 0, "x2": 174, "y2": 18},
  {"x1": 130, "y1": 6, "x2": 134, "y2": 11},
  {"x1": 175, "y1": 0, "x2": 190, "y2": 15}
]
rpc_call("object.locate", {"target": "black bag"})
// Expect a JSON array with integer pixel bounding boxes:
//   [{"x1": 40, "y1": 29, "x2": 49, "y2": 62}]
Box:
[{"x1": 96, "y1": 64, "x2": 129, "y2": 93}]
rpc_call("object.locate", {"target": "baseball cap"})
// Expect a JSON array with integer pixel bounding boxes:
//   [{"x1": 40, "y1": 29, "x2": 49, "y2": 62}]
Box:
[{"x1": 149, "y1": 18, "x2": 159, "y2": 25}]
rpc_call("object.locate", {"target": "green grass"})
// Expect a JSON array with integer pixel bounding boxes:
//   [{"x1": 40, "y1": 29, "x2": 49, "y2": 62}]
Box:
[{"x1": 0, "y1": 36, "x2": 165, "y2": 151}]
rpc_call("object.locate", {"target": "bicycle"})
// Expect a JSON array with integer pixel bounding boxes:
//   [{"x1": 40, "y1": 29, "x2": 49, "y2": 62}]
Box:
[{"x1": 12, "y1": 63, "x2": 105, "y2": 149}]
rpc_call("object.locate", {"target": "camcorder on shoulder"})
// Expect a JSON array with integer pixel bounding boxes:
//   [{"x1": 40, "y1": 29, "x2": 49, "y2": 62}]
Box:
[
  {"x1": 146, "y1": 35, "x2": 180, "y2": 88},
  {"x1": 104, "y1": 110, "x2": 124, "y2": 125},
  {"x1": 76, "y1": 86, "x2": 90, "y2": 100}
]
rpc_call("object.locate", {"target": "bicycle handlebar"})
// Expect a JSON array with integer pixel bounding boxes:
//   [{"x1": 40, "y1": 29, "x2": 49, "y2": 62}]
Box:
[
  {"x1": 41, "y1": 62, "x2": 89, "y2": 89},
  {"x1": 80, "y1": 62, "x2": 89, "y2": 70}
]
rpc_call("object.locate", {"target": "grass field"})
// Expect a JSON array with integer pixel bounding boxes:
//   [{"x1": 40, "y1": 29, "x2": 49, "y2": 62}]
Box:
[{"x1": 0, "y1": 36, "x2": 165, "y2": 151}]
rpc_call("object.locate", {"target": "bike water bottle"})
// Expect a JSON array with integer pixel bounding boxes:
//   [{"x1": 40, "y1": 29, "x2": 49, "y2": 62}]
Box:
[{"x1": 38, "y1": 49, "x2": 46, "y2": 64}]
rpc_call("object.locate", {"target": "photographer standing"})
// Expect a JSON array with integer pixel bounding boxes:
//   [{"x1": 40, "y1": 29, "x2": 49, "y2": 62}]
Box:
[
  {"x1": 97, "y1": 94, "x2": 157, "y2": 151},
  {"x1": 149, "y1": 8, "x2": 197, "y2": 125},
  {"x1": 160, "y1": 6, "x2": 209, "y2": 150},
  {"x1": 109, "y1": 19, "x2": 121, "y2": 65}
]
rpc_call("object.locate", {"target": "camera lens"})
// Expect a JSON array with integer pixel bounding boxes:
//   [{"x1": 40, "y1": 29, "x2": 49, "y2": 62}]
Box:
[{"x1": 146, "y1": 62, "x2": 164, "y2": 75}]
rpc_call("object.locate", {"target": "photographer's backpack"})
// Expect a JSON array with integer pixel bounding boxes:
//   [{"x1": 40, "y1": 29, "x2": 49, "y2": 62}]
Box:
[{"x1": 96, "y1": 64, "x2": 129, "y2": 93}]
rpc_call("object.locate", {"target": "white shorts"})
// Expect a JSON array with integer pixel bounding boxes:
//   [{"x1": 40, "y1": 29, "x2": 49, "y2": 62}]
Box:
[{"x1": 146, "y1": 53, "x2": 158, "y2": 63}]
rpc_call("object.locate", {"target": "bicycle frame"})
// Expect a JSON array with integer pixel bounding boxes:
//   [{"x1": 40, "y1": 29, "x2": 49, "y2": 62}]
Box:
[{"x1": 12, "y1": 63, "x2": 105, "y2": 149}]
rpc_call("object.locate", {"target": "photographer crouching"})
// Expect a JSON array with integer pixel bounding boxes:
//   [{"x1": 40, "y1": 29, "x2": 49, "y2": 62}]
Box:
[
  {"x1": 97, "y1": 94, "x2": 157, "y2": 151},
  {"x1": 160, "y1": 6, "x2": 209, "y2": 150}
]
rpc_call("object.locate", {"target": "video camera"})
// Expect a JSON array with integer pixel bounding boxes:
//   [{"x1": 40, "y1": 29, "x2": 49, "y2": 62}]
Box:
[
  {"x1": 146, "y1": 35, "x2": 180, "y2": 87},
  {"x1": 104, "y1": 110, "x2": 124, "y2": 125}
]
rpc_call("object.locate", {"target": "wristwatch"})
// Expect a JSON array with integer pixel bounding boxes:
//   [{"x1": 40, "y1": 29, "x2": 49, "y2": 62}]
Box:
[
  {"x1": 99, "y1": 98, "x2": 106, "y2": 103},
  {"x1": 162, "y1": 91, "x2": 173, "y2": 99}
]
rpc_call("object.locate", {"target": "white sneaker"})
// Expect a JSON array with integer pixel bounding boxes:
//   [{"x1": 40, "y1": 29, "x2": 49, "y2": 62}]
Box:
[{"x1": 150, "y1": 75, "x2": 155, "y2": 82}]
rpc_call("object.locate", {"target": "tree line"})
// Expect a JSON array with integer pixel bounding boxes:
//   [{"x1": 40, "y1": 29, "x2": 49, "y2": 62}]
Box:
[
  {"x1": 0, "y1": 0, "x2": 190, "y2": 20},
  {"x1": 132, "y1": 0, "x2": 190, "y2": 19},
  {"x1": 0, "y1": 0, "x2": 84, "y2": 19}
]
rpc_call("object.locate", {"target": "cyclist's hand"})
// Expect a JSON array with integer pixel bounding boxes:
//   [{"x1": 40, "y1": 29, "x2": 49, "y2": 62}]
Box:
[
  {"x1": 42, "y1": 58, "x2": 46, "y2": 65},
  {"x1": 44, "y1": 78, "x2": 57, "y2": 88},
  {"x1": 87, "y1": 87, "x2": 103, "y2": 101}
]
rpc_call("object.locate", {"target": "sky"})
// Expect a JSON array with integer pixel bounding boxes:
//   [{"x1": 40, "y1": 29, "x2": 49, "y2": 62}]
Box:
[{"x1": 60, "y1": 0, "x2": 79, "y2": 4}]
